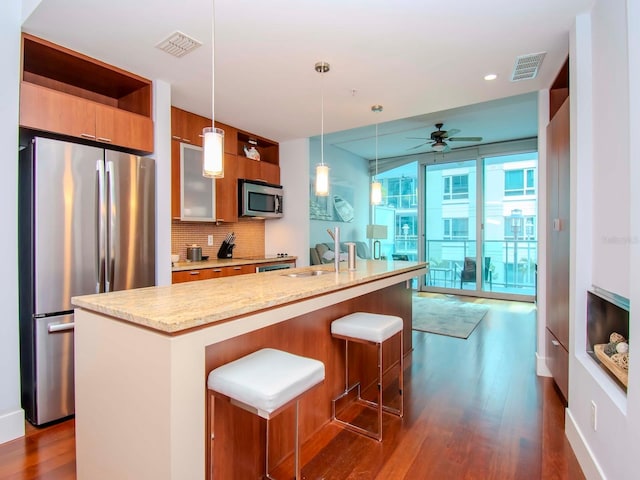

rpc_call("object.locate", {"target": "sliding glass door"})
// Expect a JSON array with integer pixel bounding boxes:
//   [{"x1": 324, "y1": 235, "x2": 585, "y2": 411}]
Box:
[
  {"x1": 421, "y1": 149, "x2": 537, "y2": 299},
  {"x1": 424, "y1": 158, "x2": 478, "y2": 290},
  {"x1": 482, "y1": 152, "x2": 538, "y2": 296}
]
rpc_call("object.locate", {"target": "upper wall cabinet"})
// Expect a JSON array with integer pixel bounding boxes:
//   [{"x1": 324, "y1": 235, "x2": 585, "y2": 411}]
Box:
[
  {"x1": 19, "y1": 34, "x2": 154, "y2": 154},
  {"x1": 171, "y1": 107, "x2": 239, "y2": 153}
]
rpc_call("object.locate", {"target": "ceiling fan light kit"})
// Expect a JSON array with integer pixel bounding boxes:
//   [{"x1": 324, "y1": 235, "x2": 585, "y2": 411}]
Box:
[{"x1": 408, "y1": 122, "x2": 483, "y2": 153}]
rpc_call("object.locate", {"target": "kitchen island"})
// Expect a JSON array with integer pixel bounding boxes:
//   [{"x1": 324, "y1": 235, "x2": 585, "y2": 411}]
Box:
[{"x1": 72, "y1": 259, "x2": 427, "y2": 479}]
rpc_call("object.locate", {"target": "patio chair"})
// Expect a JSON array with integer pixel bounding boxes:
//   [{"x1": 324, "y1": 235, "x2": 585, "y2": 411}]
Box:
[{"x1": 459, "y1": 257, "x2": 492, "y2": 290}]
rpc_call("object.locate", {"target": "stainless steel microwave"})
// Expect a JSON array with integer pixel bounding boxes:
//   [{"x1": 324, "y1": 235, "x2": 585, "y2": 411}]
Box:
[{"x1": 239, "y1": 179, "x2": 283, "y2": 218}]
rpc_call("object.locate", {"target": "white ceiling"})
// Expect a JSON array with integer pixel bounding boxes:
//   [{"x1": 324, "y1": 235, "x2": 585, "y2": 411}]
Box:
[{"x1": 21, "y1": 0, "x2": 592, "y2": 160}]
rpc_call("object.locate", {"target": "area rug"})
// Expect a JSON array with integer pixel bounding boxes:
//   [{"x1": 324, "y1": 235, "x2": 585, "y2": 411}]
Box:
[{"x1": 412, "y1": 294, "x2": 489, "y2": 339}]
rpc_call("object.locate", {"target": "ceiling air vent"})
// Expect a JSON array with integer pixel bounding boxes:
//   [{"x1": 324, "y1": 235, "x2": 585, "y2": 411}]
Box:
[
  {"x1": 155, "y1": 31, "x2": 202, "y2": 58},
  {"x1": 511, "y1": 52, "x2": 546, "y2": 82}
]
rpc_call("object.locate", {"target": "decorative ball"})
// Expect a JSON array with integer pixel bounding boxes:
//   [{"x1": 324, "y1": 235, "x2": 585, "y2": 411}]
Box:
[
  {"x1": 616, "y1": 342, "x2": 629, "y2": 354},
  {"x1": 610, "y1": 332, "x2": 626, "y2": 344}
]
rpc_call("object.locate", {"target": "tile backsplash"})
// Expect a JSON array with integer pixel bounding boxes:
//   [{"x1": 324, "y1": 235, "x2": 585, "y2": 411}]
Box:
[{"x1": 171, "y1": 219, "x2": 265, "y2": 261}]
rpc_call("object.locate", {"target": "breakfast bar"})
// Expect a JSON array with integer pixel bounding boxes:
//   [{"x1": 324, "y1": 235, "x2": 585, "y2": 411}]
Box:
[{"x1": 72, "y1": 260, "x2": 427, "y2": 479}]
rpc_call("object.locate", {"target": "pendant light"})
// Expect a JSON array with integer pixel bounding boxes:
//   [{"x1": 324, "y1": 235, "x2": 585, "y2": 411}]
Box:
[
  {"x1": 371, "y1": 104, "x2": 383, "y2": 205},
  {"x1": 203, "y1": 0, "x2": 224, "y2": 178},
  {"x1": 315, "y1": 61, "x2": 330, "y2": 196}
]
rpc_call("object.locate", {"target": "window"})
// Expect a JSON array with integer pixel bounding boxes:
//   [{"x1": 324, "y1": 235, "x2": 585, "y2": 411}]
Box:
[
  {"x1": 443, "y1": 218, "x2": 469, "y2": 240},
  {"x1": 443, "y1": 174, "x2": 469, "y2": 200},
  {"x1": 504, "y1": 168, "x2": 535, "y2": 196},
  {"x1": 504, "y1": 215, "x2": 536, "y2": 240}
]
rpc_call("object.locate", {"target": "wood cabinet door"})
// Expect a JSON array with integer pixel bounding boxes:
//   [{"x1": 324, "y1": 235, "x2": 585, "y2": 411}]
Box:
[
  {"x1": 258, "y1": 162, "x2": 280, "y2": 185},
  {"x1": 186, "y1": 113, "x2": 210, "y2": 147},
  {"x1": 215, "y1": 121, "x2": 238, "y2": 155},
  {"x1": 172, "y1": 269, "x2": 216, "y2": 283},
  {"x1": 20, "y1": 82, "x2": 96, "y2": 139},
  {"x1": 215, "y1": 154, "x2": 239, "y2": 223},
  {"x1": 227, "y1": 264, "x2": 257, "y2": 276},
  {"x1": 546, "y1": 98, "x2": 570, "y2": 349},
  {"x1": 96, "y1": 104, "x2": 153, "y2": 152},
  {"x1": 237, "y1": 156, "x2": 261, "y2": 181}
]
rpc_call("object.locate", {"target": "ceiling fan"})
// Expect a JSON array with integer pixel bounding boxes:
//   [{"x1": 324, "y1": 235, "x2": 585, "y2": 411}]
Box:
[{"x1": 408, "y1": 123, "x2": 483, "y2": 152}]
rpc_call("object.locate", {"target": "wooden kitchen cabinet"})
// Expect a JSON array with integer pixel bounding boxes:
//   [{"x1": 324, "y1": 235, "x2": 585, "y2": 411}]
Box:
[
  {"x1": 171, "y1": 107, "x2": 279, "y2": 223},
  {"x1": 171, "y1": 107, "x2": 239, "y2": 153},
  {"x1": 171, "y1": 139, "x2": 218, "y2": 221},
  {"x1": 172, "y1": 263, "x2": 263, "y2": 283},
  {"x1": 215, "y1": 154, "x2": 240, "y2": 223},
  {"x1": 259, "y1": 161, "x2": 281, "y2": 185},
  {"x1": 20, "y1": 34, "x2": 153, "y2": 153},
  {"x1": 215, "y1": 121, "x2": 238, "y2": 155},
  {"x1": 545, "y1": 58, "x2": 570, "y2": 401},
  {"x1": 171, "y1": 107, "x2": 209, "y2": 147},
  {"x1": 172, "y1": 269, "x2": 216, "y2": 283}
]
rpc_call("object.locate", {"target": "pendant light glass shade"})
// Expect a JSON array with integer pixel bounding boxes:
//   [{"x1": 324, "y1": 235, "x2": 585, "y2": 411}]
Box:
[
  {"x1": 315, "y1": 61, "x2": 330, "y2": 196},
  {"x1": 371, "y1": 180, "x2": 382, "y2": 205},
  {"x1": 315, "y1": 164, "x2": 330, "y2": 196},
  {"x1": 203, "y1": 0, "x2": 224, "y2": 178},
  {"x1": 203, "y1": 127, "x2": 225, "y2": 178}
]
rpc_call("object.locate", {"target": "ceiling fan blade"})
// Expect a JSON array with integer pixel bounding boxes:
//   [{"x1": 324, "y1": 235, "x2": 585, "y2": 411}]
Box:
[
  {"x1": 448, "y1": 136, "x2": 483, "y2": 142},
  {"x1": 442, "y1": 128, "x2": 460, "y2": 138},
  {"x1": 407, "y1": 142, "x2": 429, "y2": 150},
  {"x1": 406, "y1": 137, "x2": 429, "y2": 140}
]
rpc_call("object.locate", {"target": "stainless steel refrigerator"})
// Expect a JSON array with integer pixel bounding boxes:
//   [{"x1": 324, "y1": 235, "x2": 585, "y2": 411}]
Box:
[{"x1": 18, "y1": 135, "x2": 156, "y2": 426}]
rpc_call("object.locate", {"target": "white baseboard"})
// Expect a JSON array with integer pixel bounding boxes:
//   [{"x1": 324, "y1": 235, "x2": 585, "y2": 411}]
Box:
[
  {"x1": 536, "y1": 351, "x2": 552, "y2": 376},
  {"x1": 0, "y1": 408, "x2": 25, "y2": 445},
  {"x1": 565, "y1": 408, "x2": 605, "y2": 480}
]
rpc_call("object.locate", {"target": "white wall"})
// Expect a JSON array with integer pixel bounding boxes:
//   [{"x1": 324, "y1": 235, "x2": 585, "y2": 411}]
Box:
[
  {"x1": 566, "y1": 2, "x2": 636, "y2": 478},
  {"x1": 309, "y1": 137, "x2": 370, "y2": 249},
  {"x1": 265, "y1": 138, "x2": 310, "y2": 266},
  {"x1": 536, "y1": 88, "x2": 551, "y2": 376},
  {"x1": 153, "y1": 80, "x2": 172, "y2": 286},
  {"x1": 0, "y1": 0, "x2": 26, "y2": 444}
]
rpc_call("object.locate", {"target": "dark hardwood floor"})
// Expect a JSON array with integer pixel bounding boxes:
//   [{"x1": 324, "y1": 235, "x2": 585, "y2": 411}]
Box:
[{"x1": 0, "y1": 294, "x2": 584, "y2": 479}]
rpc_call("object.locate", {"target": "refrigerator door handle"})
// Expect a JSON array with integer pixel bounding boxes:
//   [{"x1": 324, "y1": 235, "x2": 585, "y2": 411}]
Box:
[
  {"x1": 48, "y1": 322, "x2": 75, "y2": 333},
  {"x1": 97, "y1": 160, "x2": 106, "y2": 293},
  {"x1": 106, "y1": 160, "x2": 116, "y2": 292}
]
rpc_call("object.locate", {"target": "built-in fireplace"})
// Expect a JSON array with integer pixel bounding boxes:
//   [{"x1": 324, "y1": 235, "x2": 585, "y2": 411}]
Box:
[{"x1": 586, "y1": 286, "x2": 630, "y2": 390}]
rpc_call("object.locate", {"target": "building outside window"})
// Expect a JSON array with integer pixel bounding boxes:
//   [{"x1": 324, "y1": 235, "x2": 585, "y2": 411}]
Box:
[
  {"x1": 443, "y1": 218, "x2": 469, "y2": 240},
  {"x1": 443, "y1": 174, "x2": 469, "y2": 200},
  {"x1": 504, "y1": 168, "x2": 535, "y2": 196}
]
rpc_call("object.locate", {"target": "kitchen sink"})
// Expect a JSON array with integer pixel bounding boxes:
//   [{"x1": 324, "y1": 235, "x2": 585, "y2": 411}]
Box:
[{"x1": 283, "y1": 270, "x2": 332, "y2": 278}]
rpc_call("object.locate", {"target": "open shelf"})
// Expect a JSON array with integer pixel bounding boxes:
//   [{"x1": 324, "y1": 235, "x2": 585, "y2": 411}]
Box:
[{"x1": 237, "y1": 130, "x2": 279, "y2": 165}]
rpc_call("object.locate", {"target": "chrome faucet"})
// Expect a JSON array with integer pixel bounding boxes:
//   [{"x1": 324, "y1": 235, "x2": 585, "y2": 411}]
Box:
[{"x1": 326, "y1": 226, "x2": 340, "y2": 272}]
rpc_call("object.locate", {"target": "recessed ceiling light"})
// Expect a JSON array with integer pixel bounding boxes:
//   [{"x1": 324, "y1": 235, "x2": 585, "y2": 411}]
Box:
[{"x1": 484, "y1": 73, "x2": 498, "y2": 81}]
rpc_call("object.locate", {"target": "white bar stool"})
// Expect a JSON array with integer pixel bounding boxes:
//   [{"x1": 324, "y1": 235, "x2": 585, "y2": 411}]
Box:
[
  {"x1": 207, "y1": 348, "x2": 324, "y2": 480},
  {"x1": 331, "y1": 312, "x2": 404, "y2": 441}
]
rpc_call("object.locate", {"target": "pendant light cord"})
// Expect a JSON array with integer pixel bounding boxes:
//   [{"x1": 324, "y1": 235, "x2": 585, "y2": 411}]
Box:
[
  {"x1": 211, "y1": 1, "x2": 216, "y2": 122},
  {"x1": 320, "y1": 68, "x2": 325, "y2": 166},
  {"x1": 375, "y1": 122, "x2": 378, "y2": 178}
]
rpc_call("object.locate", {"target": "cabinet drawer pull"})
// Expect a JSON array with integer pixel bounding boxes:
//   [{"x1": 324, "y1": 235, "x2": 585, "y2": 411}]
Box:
[
  {"x1": 551, "y1": 339, "x2": 560, "y2": 347},
  {"x1": 80, "y1": 133, "x2": 96, "y2": 139},
  {"x1": 182, "y1": 138, "x2": 191, "y2": 143},
  {"x1": 172, "y1": 135, "x2": 181, "y2": 140},
  {"x1": 189, "y1": 271, "x2": 200, "y2": 276},
  {"x1": 97, "y1": 137, "x2": 113, "y2": 143},
  {"x1": 213, "y1": 269, "x2": 223, "y2": 272},
  {"x1": 233, "y1": 267, "x2": 242, "y2": 270}
]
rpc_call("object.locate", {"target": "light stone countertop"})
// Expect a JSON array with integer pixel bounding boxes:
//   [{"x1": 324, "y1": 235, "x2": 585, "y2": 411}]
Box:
[
  {"x1": 171, "y1": 255, "x2": 297, "y2": 272},
  {"x1": 72, "y1": 260, "x2": 427, "y2": 334}
]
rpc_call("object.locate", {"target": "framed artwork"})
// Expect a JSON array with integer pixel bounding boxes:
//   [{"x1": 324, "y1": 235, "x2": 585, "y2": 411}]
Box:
[{"x1": 309, "y1": 180, "x2": 355, "y2": 223}]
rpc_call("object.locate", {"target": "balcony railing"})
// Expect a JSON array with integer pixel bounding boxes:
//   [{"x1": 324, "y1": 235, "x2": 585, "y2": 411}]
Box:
[{"x1": 389, "y1": 238, "x2": 537, "y2": 295}]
